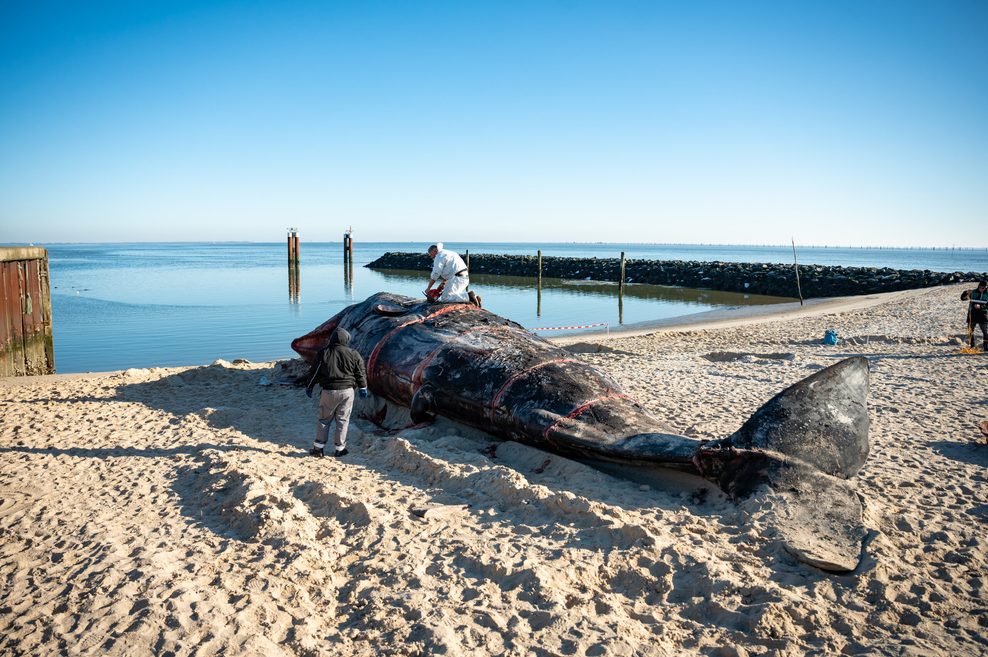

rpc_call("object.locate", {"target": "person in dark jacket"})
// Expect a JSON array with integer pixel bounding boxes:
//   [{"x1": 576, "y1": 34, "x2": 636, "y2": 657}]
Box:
[
  {"x1": 961, "y1": 280, "x2": 988, "y2": 351},
  {"x1": 304, "y1": 328, "x2": 369, "y2": 457}
]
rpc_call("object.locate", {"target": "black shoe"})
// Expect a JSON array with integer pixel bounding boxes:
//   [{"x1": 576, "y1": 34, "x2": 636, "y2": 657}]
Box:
[
  {"x1": 333, "y1": 448, "x2": 349, "y2": 458},
  {"x1": 309, "y1": 446, "x2": 324, "y2": 458}
]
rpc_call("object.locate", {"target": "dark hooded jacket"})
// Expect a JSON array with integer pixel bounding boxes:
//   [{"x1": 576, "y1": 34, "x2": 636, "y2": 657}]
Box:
[
  {"x1": 963, "y1": 287, "x2": 988, "y2": 324},
  {"x1": 305, "y1": 328, "x2": 368, "y2": 392}
]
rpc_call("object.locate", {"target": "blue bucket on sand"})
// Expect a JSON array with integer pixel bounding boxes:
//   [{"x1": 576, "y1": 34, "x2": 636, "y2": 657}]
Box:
[{"x1": 823, "y1": 329, "x2": 839, "y2": 345}]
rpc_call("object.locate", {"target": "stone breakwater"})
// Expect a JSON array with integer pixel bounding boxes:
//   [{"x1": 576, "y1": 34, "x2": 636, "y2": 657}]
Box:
[{"x1": 367, "y1": 252, "x2": 987, "y2": 299}]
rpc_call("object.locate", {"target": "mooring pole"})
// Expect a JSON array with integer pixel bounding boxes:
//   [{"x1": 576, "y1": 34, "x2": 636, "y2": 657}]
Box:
[
  {"x1": 343, "y1": 230, "x2": 350, "y2": 265},
  {"x1": 287, "y1": 228, "x2": 300, "y2": 302},
  {"x1": 347, "y1": 257, "x2": 353, "y2": 296},
  {"x1": 465, "y1": 249, "x2": 470, "y2": 270},
  {"x1": 537, "y1": 249, "x2": 542, "y2": 317},
  {"x1": 618, "y1": 251, "x2": 626, "y2": 324},
  {"x1": 619, "y1": 251, "x2": 626, "y2": 294},
  {"x1": 792, "y1": 238, "x2": 804, "y2": 306},
  {"x1": 287, "y1": 228, "x2": 300, "y2": 267}
]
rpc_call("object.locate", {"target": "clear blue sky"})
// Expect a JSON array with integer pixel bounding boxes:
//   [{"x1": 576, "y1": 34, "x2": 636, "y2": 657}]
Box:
[{"x1": 1, "y1": 1, "x2": 985, "y2": 246}]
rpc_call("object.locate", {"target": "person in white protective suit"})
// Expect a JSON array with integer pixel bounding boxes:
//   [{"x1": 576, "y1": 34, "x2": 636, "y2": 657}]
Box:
[{"x1": 425, "y1": 242, "x2": 470, "y2": 303}]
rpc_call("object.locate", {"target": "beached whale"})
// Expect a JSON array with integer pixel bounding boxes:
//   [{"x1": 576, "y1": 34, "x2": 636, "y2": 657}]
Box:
[{"x1": 292, "y1": 292, "x2": 871, "y2": 571}]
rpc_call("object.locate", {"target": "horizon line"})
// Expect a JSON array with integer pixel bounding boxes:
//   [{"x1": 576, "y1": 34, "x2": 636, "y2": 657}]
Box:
[{"x1": 5, "y1": 240, "x2": 988, "y2": 251}]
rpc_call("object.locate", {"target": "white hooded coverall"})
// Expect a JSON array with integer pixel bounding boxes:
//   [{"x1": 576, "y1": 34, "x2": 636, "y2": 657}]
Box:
[{"x1": 430, "y1": 248, "x2": 470, "y2": 302}]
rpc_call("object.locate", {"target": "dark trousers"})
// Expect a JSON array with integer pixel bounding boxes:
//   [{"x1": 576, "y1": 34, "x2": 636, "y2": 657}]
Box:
[{"x1": 970, "y1": 313, "x2": 988, "y2": 350}]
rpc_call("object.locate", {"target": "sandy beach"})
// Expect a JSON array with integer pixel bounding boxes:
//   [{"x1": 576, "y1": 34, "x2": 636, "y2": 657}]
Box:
[{"x1": 1, "y1": 283, "x2": 986, "y2": 657}]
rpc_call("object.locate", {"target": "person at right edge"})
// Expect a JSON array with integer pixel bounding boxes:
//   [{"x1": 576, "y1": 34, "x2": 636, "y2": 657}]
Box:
[
  {"x1": 304, "y1": 328, "x2": 368, "y2": 457},
  {"x1": 961, "y1": 280, "x2": 988, "y2": 351}
]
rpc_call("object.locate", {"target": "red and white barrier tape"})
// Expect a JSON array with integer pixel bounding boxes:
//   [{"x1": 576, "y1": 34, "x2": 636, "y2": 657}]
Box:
[{"x1": 530, "y1": 323, "x2": 608, "y2": 332}]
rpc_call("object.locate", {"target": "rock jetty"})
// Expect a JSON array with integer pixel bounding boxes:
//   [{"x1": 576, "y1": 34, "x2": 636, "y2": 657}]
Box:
[{"x1": 367, "y1": 252, "x2": 987, "y2": 299}]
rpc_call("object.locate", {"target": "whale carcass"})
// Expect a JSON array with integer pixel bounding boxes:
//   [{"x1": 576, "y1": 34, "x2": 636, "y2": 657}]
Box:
[{"x1": 292, "y1": 292, "x2": 871, "y2": 571}]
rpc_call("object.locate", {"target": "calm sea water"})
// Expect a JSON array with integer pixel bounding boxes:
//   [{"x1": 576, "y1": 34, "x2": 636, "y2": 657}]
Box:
[{"x1": 44, "y1": 242, "x2": 988, "y2": 373}]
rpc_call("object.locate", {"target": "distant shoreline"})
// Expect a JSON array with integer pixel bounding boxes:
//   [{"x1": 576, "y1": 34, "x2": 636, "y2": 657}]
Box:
[
  {"x1": 8, "y1": 240, "x2": 988, "y2": 250},
  {"x1": 368, "y1": 252, "x2": 987, "y2": 299}
]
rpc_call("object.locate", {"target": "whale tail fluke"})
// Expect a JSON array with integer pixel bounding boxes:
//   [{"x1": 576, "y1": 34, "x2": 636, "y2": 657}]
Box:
[
  {"x1": 691, "y1": 357, "x2": 872, "y2": 571},
  {"x1": 697, "y1": 446, "x2": 867, "y2": 571},
  {"x1": 709, "y1": 356, "x2": 870, "y2": 478}
]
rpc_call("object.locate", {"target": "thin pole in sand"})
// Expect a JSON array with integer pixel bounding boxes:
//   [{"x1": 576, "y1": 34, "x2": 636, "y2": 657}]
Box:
[{"x1": 792, "y1": 238, "x2": 804, "y2": 306}]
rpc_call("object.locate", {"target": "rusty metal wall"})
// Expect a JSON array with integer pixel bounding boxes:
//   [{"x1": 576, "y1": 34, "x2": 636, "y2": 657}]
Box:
[{"x1": 0, "y1": 247, "x2": 55, "y2": 376}]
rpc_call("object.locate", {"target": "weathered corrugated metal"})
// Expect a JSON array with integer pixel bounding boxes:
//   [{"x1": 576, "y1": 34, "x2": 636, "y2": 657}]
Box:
[{"x1": 0, "y1": 247, "x2": 55, "y2": 376}]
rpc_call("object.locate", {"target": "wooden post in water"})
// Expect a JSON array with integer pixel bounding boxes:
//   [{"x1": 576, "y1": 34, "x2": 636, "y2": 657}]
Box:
[
  {"x1": 291, "y1": 262, "x2": 300, "y2": 302},
  {"x1": 618, "y1": 251, "x2": 626, "y2": 324},
  {"x1": 343, "y1": 229, "x2": 352, "y2": 265},
  {"x1": 619, "y1": 251, "x2": 626, "y2": 294},
  {"x1": 792, "y1": 238, "x2": 803, "y2": 306},
  {"x1": 537, "y1": 250, "x2": 542, "y2": 317},
  {"x1": 465, "y1": 249, "x2": 469, "y2": 270},
  {"x1": 287, "y1": 228, "x2": 300, "y2": 302},
  {"x1": 287, "y1": 228, "x2": 300, "y2": 267}
]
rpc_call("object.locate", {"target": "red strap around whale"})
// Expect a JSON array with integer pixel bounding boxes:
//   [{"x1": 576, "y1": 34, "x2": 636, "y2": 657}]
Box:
[
  {"x1": 489, "y1": 358, "x2": 580, "y2": 412},
  {"x1": 367, "y1": 303, "x2": 476, "y2": 386},
  {"x1": 407, "y1": 324, "x2": 517, "y2": 396},
  {"x1": 541, "y1": 392, "x2": 632, "y2": 441}
]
